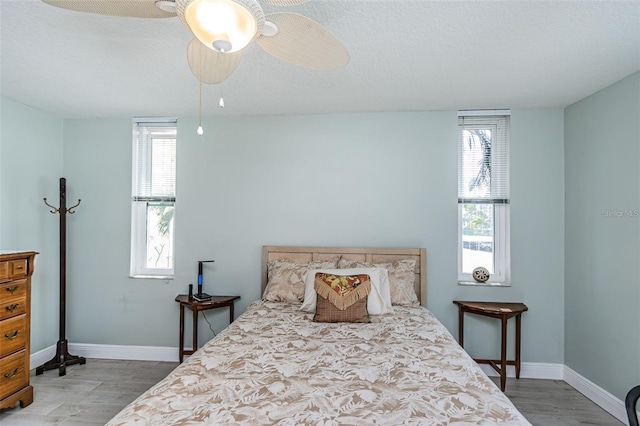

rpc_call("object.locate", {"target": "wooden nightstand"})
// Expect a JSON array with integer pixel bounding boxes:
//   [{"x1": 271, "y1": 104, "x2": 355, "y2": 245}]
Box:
[
  {"x1": 175, "y1": 295, "x2": 240, "y2": 363},
  {"x1": 453, "y1": 300, "x2": 528, "y2": 391}
]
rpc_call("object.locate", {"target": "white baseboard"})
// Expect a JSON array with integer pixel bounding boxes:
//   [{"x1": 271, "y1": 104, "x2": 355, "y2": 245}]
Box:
[
  {"x1": 30, "y1": 343, "x2": 179, "y2": 366},
  {"x1": 563, "y1": 366, "x2": 630, "y2": 425},
  {"x1": 29, "y1": 345, "x2": 56, "y2": 369},
  {"x1": 478, "y1": 362, "x2": 564, "y2": 380},
  {"x1": 69, "y1": 343, "x2": 179, "y2": 362},
  {"x1": 30, "y1": 345, "x2": 632, "y2": 425}
]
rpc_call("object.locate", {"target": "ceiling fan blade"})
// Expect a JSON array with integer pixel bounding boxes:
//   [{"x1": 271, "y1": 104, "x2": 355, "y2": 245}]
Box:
[
  {"x1": 257, "y1": 13, "x2": 349, "y2": 70},
  {"x1": 187, "y1": 38, "x2": 243, "y2": 84},
  {"x1": 259, "y1": 0, "x2": 310, "y2": 6},
  {"x1": 41, "y1": 0, "x2": 177, "y2": 18}
]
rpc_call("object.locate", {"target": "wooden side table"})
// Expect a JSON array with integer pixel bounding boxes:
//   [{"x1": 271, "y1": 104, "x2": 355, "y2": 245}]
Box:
[
  {"x1": 175, "y1": 295, "x2": 240, "y2": 363},
  {"x1": 453, "y1": 300, "x2": 528, "y2": 391}
]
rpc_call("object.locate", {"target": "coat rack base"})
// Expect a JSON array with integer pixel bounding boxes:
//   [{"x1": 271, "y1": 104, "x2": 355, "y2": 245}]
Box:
[{"x1": 35, "y1": 339, "x2": 86, "y2": 377}]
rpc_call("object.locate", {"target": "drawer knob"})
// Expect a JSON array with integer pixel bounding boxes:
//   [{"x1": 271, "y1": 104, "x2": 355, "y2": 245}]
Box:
[
  {"x1": 15, "y1": 265, "x2": 24, "y2": 270},
  {"x1": 4, "y1": 330, "x2": 19, "y2": 340},
  {"x1": 5, "y1": 304, "x2": 19, "y2": 312},
  {"x1": 5, "y1": 286, "x2": 18, "y2": 294},
  {"x1": 3, "y1": 368, "x2": 19, "y2": 379}
]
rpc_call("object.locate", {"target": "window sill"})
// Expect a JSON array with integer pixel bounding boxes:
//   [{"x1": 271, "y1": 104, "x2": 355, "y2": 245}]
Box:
[
  {"x1": 458, "y1": 280, "x2": 511, "y2": 287},
  {"x1": 130, "y1": 275, "x2": 174, "y2": 280}
]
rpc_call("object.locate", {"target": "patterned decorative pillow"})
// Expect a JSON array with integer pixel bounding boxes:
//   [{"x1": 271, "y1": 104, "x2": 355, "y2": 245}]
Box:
[
  {"x1": 263, "y1": 257, "x2": 340, "y2": 303},
  {"x1": 313, "y1": 272, "x2": 371, "y2": 323},
  {"x1": 300, "y1": 268, "x2": 392, "y2": 314},
  {"x1": 338, "y1": 258, "x2": 419, "y2": 306},
  {"x1": 314, "y1": 296, "x2": 370, "y2": 323}
]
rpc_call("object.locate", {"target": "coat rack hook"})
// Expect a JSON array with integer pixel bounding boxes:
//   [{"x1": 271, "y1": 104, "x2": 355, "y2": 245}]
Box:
[
  {"x1": 43, "y1": 198, "x2": 60, "y2": 214},
  {"x1": 67, "y1": 199, "x2": 82, "y2": 214}
]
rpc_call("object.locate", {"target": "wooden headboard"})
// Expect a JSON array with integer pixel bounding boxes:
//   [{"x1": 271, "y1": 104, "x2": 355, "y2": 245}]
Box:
[{"x1": 262, "y1": 246, "x2": 427, "y2": 306}]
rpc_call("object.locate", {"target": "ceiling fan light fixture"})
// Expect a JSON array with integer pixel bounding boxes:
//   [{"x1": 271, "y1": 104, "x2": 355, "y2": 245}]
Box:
[{"x1": 177, "y1": 0, "x2": 264, "y2": 53}]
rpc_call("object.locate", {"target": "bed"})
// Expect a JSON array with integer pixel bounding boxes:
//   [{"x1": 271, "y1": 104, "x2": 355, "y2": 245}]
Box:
[{"x1": 107, "y1": 246, "x2": 530, "y2": 425}]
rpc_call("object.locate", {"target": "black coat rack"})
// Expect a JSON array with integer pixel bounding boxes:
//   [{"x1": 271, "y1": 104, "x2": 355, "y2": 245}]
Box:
[{"x1": 36, "y1": 177, "x2": 86, "y2": 376}]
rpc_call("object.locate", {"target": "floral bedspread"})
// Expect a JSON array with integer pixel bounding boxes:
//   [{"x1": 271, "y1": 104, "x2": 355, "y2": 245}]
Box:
[{"x1": 107, "y1": 301, "x2": 530, "y2": 425}]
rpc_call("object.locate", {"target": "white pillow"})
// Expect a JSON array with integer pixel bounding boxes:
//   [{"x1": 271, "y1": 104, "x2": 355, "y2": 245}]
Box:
[{"x1": 300, "y1": 268, "x2": 393, "y2": 315}]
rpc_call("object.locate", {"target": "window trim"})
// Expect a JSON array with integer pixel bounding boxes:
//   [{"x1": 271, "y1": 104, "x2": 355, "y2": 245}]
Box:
[
  {"x1": 457, "y1": 111, "x2": 511, "y2": 286},
  {"x1": 130, "y1": 118, "x2": 177, "y2": 279}
]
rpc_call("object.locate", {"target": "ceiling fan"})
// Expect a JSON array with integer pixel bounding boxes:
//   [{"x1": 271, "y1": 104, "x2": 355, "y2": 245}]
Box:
[{"x1": 40, "y1": 0, "x2": 350, "y2": 84}]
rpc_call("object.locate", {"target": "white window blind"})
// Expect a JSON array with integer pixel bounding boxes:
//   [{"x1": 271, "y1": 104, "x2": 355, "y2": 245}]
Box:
[{"x1": 458, "y1": 115, "x2": 510, "y2": 204}]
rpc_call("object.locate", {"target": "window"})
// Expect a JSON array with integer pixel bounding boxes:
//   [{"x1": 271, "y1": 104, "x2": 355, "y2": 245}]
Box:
[
  {"x1": 458, "y1": 111, "x2": 510, "y2": 285},
  {"x1": 130, "y1": 118, "x2": 177, "y2": 278}
]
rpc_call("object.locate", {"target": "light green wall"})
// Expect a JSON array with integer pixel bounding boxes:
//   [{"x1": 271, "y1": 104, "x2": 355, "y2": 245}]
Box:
[
  {"x1": 60, "y1": 110, "x2": 565, "y2": 363},
  {"x1": 454, "y1": 109, "x2": 565, "y2": 362},
  {"x1": 0, "y1": 95, "x2": 566, "y2": 363},
  {"x1": 0, "y1": 97, "x2": 64, "y2": 352},
  {"x1": 564, "y1": 71, "x2": 640, "y2": 400},
  {"x1": 5, "y1": 73, "x2": 638, "y2": 403},
  {"x1": 62, "y1": 118, "x2": 182, "y2": 346}
]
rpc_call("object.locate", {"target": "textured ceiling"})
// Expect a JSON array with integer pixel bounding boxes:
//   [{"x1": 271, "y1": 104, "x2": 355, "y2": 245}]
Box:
[{"x1": 1, "y1": 0, "x2": 639, "y2": 118}]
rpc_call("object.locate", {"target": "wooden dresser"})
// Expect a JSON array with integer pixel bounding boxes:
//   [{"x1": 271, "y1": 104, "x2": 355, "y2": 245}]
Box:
[{"x1": 0, "y1": 251, "x2": 36, "y2": 410}]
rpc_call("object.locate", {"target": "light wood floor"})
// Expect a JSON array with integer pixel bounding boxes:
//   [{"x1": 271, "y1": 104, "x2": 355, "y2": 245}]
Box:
[{"x1": 0, "y1": 359, "x2": 623, "y2": 425}]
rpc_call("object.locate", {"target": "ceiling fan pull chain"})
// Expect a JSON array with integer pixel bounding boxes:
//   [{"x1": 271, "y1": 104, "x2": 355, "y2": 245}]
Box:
[
  {"x1": 197, "y1": 43, "x2": 204, "y2": 136},
  {"x1": 219, "y1": 49, "x2": 226, "y2": 109}
]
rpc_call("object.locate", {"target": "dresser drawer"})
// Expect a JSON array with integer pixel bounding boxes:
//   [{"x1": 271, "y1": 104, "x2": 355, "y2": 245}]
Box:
[
  {"x1": 0, "y1": 259, "x2": 28, "y2": 281},
  {"x1": 9, "y1": 259, "x2": 27, "y2": 278},
  {"x1": 0, "y1": 350, "x2": 28, "y2": 400},
  {"x1": 0, "y1": 295, "x2": 26, "y2": 321},
  {"x1": 0, "y1": 279, "x2": 27, "y2": 303},
  {"x1": 0, "y1": 315, "x2": 27, "y2": 358}
]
